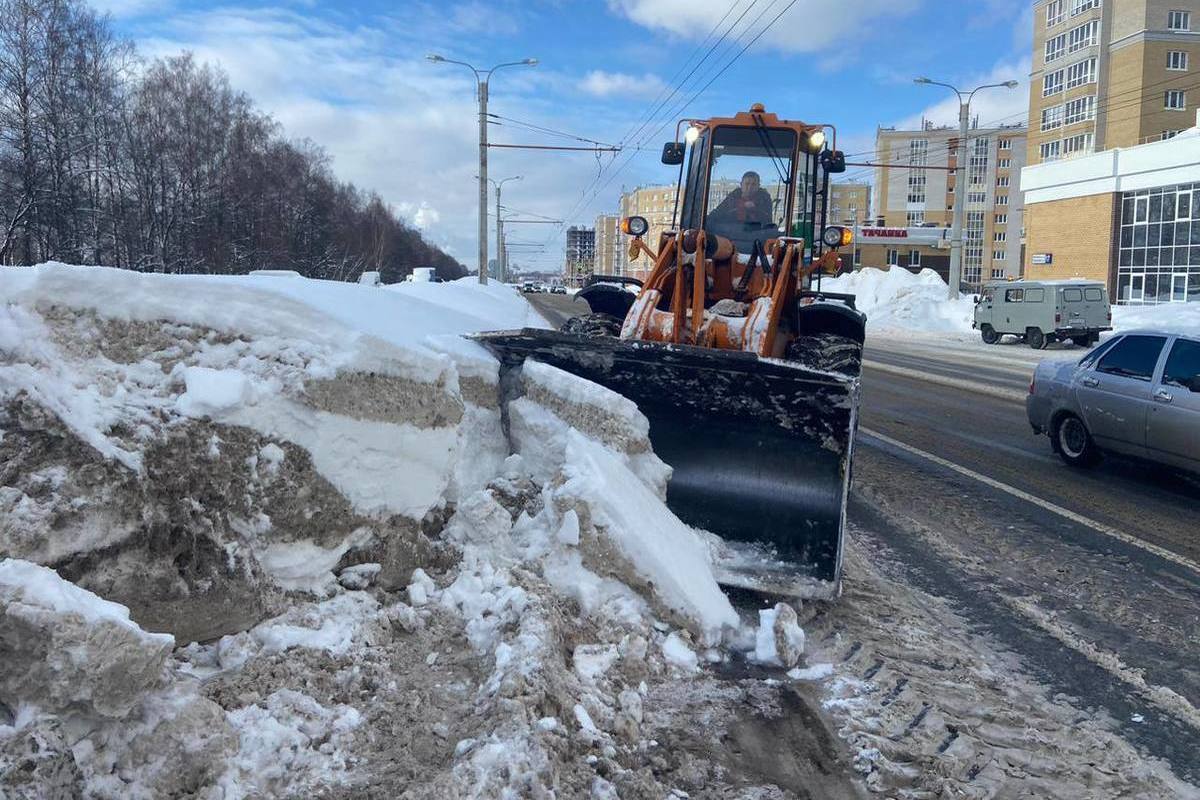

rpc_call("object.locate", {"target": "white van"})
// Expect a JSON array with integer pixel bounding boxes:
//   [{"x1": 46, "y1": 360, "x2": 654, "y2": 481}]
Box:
[{"x1": 973, "y1": 279, "x2": 1112, "y2": 349}]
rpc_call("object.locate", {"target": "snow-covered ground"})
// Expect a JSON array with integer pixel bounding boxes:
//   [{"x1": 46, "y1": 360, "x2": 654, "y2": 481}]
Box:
[
  {"x1": 821, "y1": 267, "x2": 1200, "y2": 342},
  {"x1": 0, "y1": 264, "x2": 816, "y2": 798}
]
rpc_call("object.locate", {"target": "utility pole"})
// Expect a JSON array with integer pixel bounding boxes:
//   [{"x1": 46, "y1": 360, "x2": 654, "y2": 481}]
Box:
[
  {"x1": 428, "y1": 54, "x2": 537, "y2": 284},
  {"x1": 914, "y1": 77, "x2": 1018, "y2": 299},
  {"x1": 488, "y1": 175, "x2": 521, "y2": 283}
]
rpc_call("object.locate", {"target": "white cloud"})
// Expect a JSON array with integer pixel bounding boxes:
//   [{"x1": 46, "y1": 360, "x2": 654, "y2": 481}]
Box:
[
  {"x1": 90, "y1": 0, "x2": 171, "y2": 17},
  {"x1": 607, "y1": 0, "x2": 924, "y2": 54},
  {"x1": 579, "y1": 70, "x2": 666, "y2": 98}
]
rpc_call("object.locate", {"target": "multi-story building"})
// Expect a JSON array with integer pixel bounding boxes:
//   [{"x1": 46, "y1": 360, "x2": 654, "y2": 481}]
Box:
[
  {"x1": 872, "y1": 124, "x2": 1027, "y2": 285},
  {"x1": 828, "y1": 183, "x2": 871, "y2": 226},
  {"x1": 1022, "y1": 114, "x2": 1200, "y2": 303},
  {"x1": 618, "y1": 184, "x2": 678, "y2": 280},
  {"x1": 564, "y1": 226, "x2": 595, "y2": 288},
  {"x1": 593, "y1": 214, "x2": 624, "y2": 277},
  {"x1": 1028, "y1": 0, "x2": 1200, "y2": 167}
]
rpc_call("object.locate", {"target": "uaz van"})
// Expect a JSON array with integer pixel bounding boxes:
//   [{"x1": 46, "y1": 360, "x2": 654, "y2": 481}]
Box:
[{"x1": 973, "y1": 279, "x2": 1112, "y2": 349}]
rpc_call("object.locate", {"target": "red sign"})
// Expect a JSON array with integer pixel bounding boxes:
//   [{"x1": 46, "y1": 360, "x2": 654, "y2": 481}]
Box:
[{"x1": 860, "y1": 228, "x2": 908, "y2": 238}]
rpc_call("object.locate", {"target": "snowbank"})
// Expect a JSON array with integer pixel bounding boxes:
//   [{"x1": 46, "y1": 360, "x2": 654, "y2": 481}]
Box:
[
  {"x1": 819, "y1": 267, "x2": 975, "y2": 334},
  {"x1": 1112, "y1": 301, "x2": 1200, "y2": 335}
]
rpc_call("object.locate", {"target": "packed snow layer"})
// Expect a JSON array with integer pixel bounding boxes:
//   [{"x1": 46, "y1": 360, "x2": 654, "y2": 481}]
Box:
[
  {"x1": 1112, "y1": 301, "x2": 1200, "y2": 335},
  {"x1": 819, "y1": 267, "x2": 975, "y2": 334}
]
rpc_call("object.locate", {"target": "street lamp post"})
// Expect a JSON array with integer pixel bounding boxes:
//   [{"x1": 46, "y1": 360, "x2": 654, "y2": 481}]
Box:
[
  {"x1": 489, "y1": 175, "x2": 522, "y2": 282},
  {"x1": 914, "y1": 77, "x2": 1018, "y2": 299},
  {"x1": 428, "y1": 54, "x2": 537, "y2": 285}
]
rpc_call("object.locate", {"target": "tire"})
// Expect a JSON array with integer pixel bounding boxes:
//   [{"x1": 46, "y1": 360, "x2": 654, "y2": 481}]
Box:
[
  {"x1": 1052, "y1": 413, "x2": 1101, "y2": 467},
  {"x1": 786, "y1": 333, "x2": 863, "y2": 377},
  {"x1": 1026, "y1": 327, "x2": 1047, "y2": 350},
  {"x1": 1070, "y1": 334, "x2": 1091, "y2": 347},
  {"x1": 560, "y1": 312, "x2": 622, "y2": 338},
  {"x1": 980, "y1": 324, "x2": 1000, "y2": 345}
]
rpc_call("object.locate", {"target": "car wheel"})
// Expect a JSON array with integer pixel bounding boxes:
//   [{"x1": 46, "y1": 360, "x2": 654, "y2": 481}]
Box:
[
  {"x1": 1027, "y1": 327, "x2": 1047, "y2": 350},
  {"x1": 980, "y1": 324, "x2": 1000, "y2": 345},
  {"x1": 1053, "y1": 413, "x2": 1101, "y2": 467},
  {"x1": 1070, "y1": 334, "x2": 1091, "y2": 347}
]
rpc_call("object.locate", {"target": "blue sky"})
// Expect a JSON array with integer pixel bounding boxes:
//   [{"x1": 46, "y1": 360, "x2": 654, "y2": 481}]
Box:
[{"x1": 98, "y1": 0, "x2": 1035, "y2": 270}]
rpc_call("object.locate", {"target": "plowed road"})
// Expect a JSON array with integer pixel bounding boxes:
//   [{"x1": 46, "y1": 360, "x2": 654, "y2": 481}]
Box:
[{"x1": 525, "y1": 290, "x2": 1200, "y2": 785}]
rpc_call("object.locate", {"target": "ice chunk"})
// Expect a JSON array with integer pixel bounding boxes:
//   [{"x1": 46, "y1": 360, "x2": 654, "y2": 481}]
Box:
[
  {"x1": 662, "y1": 632, "x2": 699, "y2": 672},
  {"x1": 176, "y1": 366, "x2": 253, "y2": 417}
]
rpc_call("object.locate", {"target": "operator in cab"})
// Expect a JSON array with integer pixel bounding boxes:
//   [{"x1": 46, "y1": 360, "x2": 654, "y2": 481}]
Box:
[{"x1": 706, "y1": 171, "x2": 773, "y2": 229}]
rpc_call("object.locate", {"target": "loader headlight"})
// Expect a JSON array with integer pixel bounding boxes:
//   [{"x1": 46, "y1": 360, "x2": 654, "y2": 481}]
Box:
[
  {"x1": 804, "y1": 129, "x2": 826, "y2": 153},
  {"x1": 622, "y1": 215, "x2": 649, "y2": 237},
  {"x1": 821, "y1": 226, "x2": 852, "y2": 248}
]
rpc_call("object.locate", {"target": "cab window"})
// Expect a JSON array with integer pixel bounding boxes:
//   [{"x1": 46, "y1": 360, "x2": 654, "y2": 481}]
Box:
[
  {"x1": 1162, "y1": 338, "x2": 1200, "y2": 390},
  {"x1": 703, "y1": 126, "x2": 796, "y2": 255},
  {"x1": 1084, "y1": 287, "x2": 1103, "y2": 301},
  {"x1": 1095, "y1": 335, "x2": 1167, "y2": 381},
  {"x1": 1063, "y1": 288, "x2": 1083, "y2": 302},
  {"x1": 1024, "y1": 288, "x2": 1045, "y2": 302},
  {"x1": 1004, "y1": 288, "x2": 1023, "y2": 302}
]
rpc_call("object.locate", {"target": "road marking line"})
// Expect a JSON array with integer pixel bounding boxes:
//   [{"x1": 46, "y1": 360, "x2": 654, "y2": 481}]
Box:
[
  {"x1": 861, "y1": 360, "x2": 1027, "y2": 403},
  {"x1": 859, "y1": 426, "x2": 1200, "y2": 576},
  {"x1": 1004, "y1": 594, "x2": 1200, "y2": 732}
]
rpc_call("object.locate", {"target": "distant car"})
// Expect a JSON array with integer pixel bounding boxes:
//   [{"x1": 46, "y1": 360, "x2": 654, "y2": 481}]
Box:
[
  {"x1": 974, "y1": 279, "x2": 1111, "y2": 349},
  {"x1": 522, "y1": 281, "x2": 537, "y2": 293},
  {"x1": 1027, "y1": 330, "x2": 1200, "y2": 473},
  {"x1": 550, "y1": 285, "x2": 567, "y2": 294}
]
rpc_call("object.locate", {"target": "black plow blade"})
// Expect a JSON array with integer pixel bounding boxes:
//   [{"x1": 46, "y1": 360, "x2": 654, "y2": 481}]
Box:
[{"x1": 473, "y1": 329, "x2": 860, "y2": 599}]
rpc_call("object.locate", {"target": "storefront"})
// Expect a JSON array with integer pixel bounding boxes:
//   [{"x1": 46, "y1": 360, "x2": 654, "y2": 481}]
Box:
[{"x1": 1022, "y1": 115, "x2": 1200, "y2": 304}]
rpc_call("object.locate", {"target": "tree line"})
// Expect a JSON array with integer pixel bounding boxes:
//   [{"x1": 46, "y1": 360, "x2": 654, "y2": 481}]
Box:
[{"x1": 0, "y1": 0, "x2": 465, "y2": 282}]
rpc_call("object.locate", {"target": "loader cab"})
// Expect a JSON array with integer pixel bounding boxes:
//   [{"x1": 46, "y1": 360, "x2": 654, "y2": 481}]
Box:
[{"x1": 669, "y1": 106, "x2": 840, "y2": 261}]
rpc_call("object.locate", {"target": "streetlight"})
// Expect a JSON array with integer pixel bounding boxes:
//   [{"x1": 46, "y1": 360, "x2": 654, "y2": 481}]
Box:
[
  {"x1": 914, "y1": 77, "x2": 1019, "y2": 298},
  {"x1": 428, "y1": 54, "x2": 537, "y2": 285},
  {"x1": 490, "y1": 175, "x2": 522, "y2": 282}
]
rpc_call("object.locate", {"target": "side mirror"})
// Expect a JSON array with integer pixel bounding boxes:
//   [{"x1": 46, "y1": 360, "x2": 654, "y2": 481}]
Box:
[
  {"x1": 661, "y1": 142, "x2": 685, "y2": 165},
  {"x1": 1188, "y1": 374, "x2": 1200, "y2": 393},
  {"x1": 973, "y1": 295, "x2": 980, "y2": 303},
  {"x1": 820, "y1": 149, "x2": 846, "y2": 174}
]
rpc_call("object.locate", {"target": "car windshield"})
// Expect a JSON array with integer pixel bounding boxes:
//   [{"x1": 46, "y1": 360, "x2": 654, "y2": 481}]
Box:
[{"x1": 703, "y1": 126, "x2": 796, "y2": 255}]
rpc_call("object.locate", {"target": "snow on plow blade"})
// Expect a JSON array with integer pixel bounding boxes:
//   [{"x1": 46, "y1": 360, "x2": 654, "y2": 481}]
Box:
[{"x1": 474, "y1": 329, "x2": 859, "y2": 599}]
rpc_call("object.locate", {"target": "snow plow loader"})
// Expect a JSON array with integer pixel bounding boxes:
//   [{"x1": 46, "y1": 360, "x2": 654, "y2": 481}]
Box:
[{"x1": 477, "y1": 104, "x2": 864, "y2": 599}]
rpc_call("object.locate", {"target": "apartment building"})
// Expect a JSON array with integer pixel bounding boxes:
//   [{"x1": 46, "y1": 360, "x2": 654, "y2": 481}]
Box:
[
  {"x1": 564, "y1": 226, "x2": 595, "y2": 288},
  {"x1": 593, "y1": 214, "x2": 623, "y2": 278},
  {"x1": 618, "y1": 184, "x2": 678, "y2": 280},
  {"x1": 829, "y1": 183, "x2": 871, "y2": 226},
  {"x1": 873, "y1": 124, "x2": 1027, "y2": 285},
  {"x1": 1029, "y1": 0, "x2": 1200, "y2": 166}
]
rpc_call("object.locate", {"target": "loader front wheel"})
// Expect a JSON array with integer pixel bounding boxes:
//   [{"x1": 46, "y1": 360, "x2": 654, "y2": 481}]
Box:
[
  {"x1": 786, "y1": 333, "x2": 863, "y2": 377},
  {"x1": 560, "y1": 312, "x2": 622, "y2": 338}
]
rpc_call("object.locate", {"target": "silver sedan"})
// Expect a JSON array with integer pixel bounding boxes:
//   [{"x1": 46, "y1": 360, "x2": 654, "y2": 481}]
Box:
[{"x1": 1027, "y1": 330, "x2": 1200, "y2": 473}]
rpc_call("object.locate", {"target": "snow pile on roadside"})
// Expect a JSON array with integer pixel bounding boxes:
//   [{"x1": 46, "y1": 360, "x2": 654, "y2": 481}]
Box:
[
  {"x1": 0, "y1": 263, "x2": 802, "y2": 798},
  {"x1": 820, "y1": 267, "x2": 975, "y2": 334},
  {"x1": 1113, "y1": 301, "x2": 1200, "y2": 335}
]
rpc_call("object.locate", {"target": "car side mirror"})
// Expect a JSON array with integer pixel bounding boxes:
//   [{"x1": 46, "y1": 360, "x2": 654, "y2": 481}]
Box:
[
  {"x1": 973, "y1": 295, "x2": 980, "y2": 303},
  {"x1": 1188, "y1": 374, "x2": 1200, "y2": 393},
  {"x1": 661, "y1": 142, "x2": 685, "y2": 165},
  {"x1": 820, "y1": 149, "x2": 846, "y2": 174}
]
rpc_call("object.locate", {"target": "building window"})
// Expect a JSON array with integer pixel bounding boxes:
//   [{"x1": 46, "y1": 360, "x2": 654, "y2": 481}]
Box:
[
  {"x1": 1168, "y1": 10, "x2": 1190, "y2": 31},
  {"x1": 996, "y1": 194, "x2": 1010, "y2": 206},
  {"x1": 1163, "y1": 130, "x2": 1182, "y2": 140},
  {"x1": 967, "y1": 191, "x2": 987, "y2": 204},
  {"x1": 1040, "y1": 140, "x2": 1062, "y2": 161},
  {"x1": 996, "y1": 213, "x2": 1008, "y2": 224},
  {"x1": 1117, "y1": 184, "x2": 1200, "y2": 304},
  {"x1": 906, "y1": 211, "x2": 925, "y2": 226},
  {"x1": 1070, "y1": 0, "x2": 1100, "y2": 14},
  {"x1": 1166, "y1": 90, "x2": 1187, "y2": 110},
  {"x1": 1047, "y1": 0, "x2": 1065, "y2": 26},
  {"x1": 886, "y1": 249, "x2": 899, "y2": 265},
  {"x1": 1041, "y1": 104, "x2": 1065, "y2": 131},
  {"x1": 992, "y1": 268, "x2": 1006, "y2": 279},
  {"x1": 1067, "y1": 20, "x2": 1098, "y2": 54},
  {"x1": 998, "y1": 158, "x2": 1011, "y2": 168},
  {"x1": 998, "y1": 138, "x2": 1012, "y2": 150},
  {"x1": 993, "y1": 250, "x2": 1007, "y2": 261},
  {"x1": 853, "y1": 247, "x2": 861, "y2": 265},
  {"x1": 996, "y1": 176, "x2": 1010, "y2": 188},
  {"x1": 1062, "y1": 131, "x2": 1094, "y2": 155},
  {"x1": 1046, "y1": 33, "x2": 1067, "y2": 62},
  {"x1": 1064, "y1": 95, "x2": 1096, "y2": 125},
  {"x1": 1065, "y1": 57, "x2": 1097, "y2": 88},
  {"x1": 1168, "y1": 51, "x2": 1189, "y2": 71},
  {"x1": 1043, "y1": 70, "x2": 1065, "y2": 96},
  {"x1": 909, "y1": 250, "x2": 921, "y2": 267},
  {"x1": 995, "y1": 231, "x2": 1007, "y2": 243}
]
